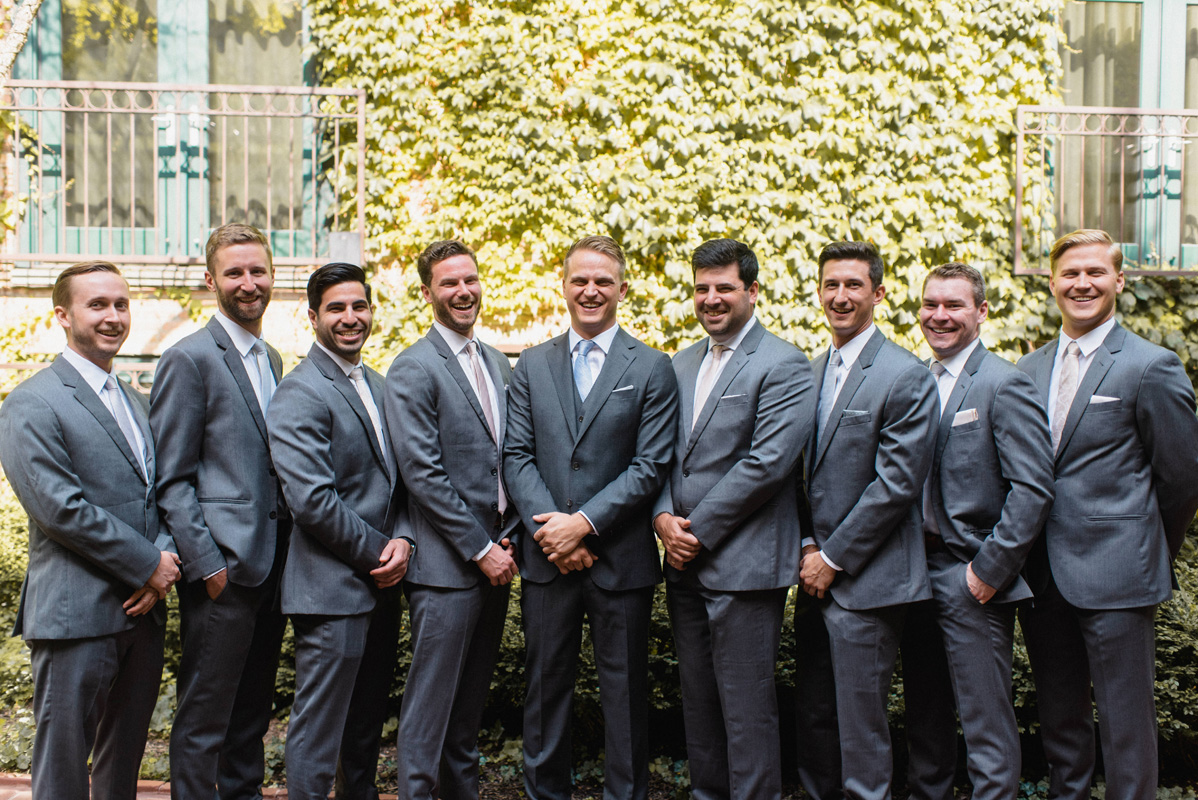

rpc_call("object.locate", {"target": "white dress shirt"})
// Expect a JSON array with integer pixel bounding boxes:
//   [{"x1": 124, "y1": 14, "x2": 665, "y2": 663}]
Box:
[
  {"x1": 565, "y1": 324, "x2": 621, "y2": 535},
  {"x1": 61, "y1": 346, "x2": 147, "y2": 477},
  {"x1": 694, "y1": 316, "x2": 756, "y2": 400},
  {"x1": 214, "y1": 311, "x2": 276, "y2": 412},
  {"x1": 1046, "y1": 317, "x2": 1116, "y2": 433}
]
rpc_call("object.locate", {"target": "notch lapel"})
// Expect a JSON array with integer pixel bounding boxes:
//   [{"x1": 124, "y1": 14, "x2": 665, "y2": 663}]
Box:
[
  {"x1": 576, "y1": 334, "x2": 635, "y2": 442},
  {"x1": 207, "y1": 317, "x2": 271, "y2": 445},
  {"x1": 1055, "y1": 328, "x2": 1124, "y2": 462},
  {"x1": 52, "y1": 359, "x2": 147, "y2": 484},
  {"x1": 429, "y1": 328, "x2": 493, "y2": 437},
  {"x1": 547, "y1": 334, "x2": 579, "y2": 436}
]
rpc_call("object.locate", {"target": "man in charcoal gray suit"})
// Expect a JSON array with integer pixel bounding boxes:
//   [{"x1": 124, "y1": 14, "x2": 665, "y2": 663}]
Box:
[
  {"x1": 901, "y1": 262, "x2": 1054, "y2": 800},
  {"x1": 1017, "y1": 229, "x2": 1198, "y2": 800},
  {"x1": 0, "y1": 261, "x2": 181, "y2": 800},
  {"x1": 387, "y1": 240, "x2": 521, "y2": 800},
  {"x1": 653, "y1": 238, "x2": 815, "y2": 800},
  {"x1": 267, "y1": 263, "x2": 410, "y2": 800}
]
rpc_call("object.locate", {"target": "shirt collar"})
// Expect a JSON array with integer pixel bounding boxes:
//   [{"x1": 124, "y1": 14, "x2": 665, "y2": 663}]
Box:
[
  {"x1": 1061, "y1": 317, "x2": 1116, "y2": 359},
  {"x1": 568, "y1": 324, "x2": 619, "y2": 355},
  {"x1": 214, "y1": 310, "x2": 262, "y2": 358},
  {"x1": 314, "y1": 341, "x2": 359, "y2": 376},
  {"x1": 61, "y1": 346, "x2": 115, "y2": 396},
  {"x1": 433, "y1": 320, "x2": 477, "y2": 356},
  {"x1": 710, "y1": 315, "x2": 756, "y2": 352},
  {"x1": 934, "y1": 337, "x2": 981, "y2": 381},
  {"x1": 832, "y1": 323, "x2": 876, "y2": 369}
]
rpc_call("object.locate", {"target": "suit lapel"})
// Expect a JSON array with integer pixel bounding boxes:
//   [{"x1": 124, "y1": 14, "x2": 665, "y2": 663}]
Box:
[
  {"x1": 673, "y1": 342, "x2": 704, "y2": 451},
  {"x1": 309, "y1": 346, "x2": 389, "y2": 475},
  {"x1": 1055, "y1": 325, "x2": 1124, "y2": 462},
  {"x1": 365, "y1": 367, "x2": 397, "y2": 488},
  {"x1": 124, "y1": 381, "x2": 155, "y2": 485},
  {"x1": 547, "y1": 334, "x2": 579, "y2": 436},
  {"x1": 688, "y1": 324, "x2": 764, "y2": 453},
  {"x1": 52, "y1": 358, "x2": 147, "y2": 484},
  {"x1": 429, "y1": 328, "x2": 493, "y2": 438},
  {"x1": 1030, "y1": 339, "x2": 1057, "y2": 403},
  {"x1": 208, "y1": 317, "x2": 271, "y2": 446},
  {"x1": 482, "y1": 344, "x2": 508, "y2": 443},
  {"x1": 934, "y1": 344, "x2": 986, "y2": 465},
  {"x1": 812, "y1": 329, "x2": 883, "y2": 472},
  {"x1": 576, "y1": 331, "x2": 635, "y2": 442}
]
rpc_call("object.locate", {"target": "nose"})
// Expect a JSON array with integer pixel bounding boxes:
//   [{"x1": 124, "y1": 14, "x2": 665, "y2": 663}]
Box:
[
  {"x1": 1075, "y1": 273, "x2": 1091, "y2": 290},
  {"x1": 240, "y1": 273, "x2": 257, "y2": 293}
]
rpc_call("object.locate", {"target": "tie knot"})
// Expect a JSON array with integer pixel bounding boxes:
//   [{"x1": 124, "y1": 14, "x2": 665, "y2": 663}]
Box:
[
  {"x1": 711, "y1": 344, "x2": 728, "y2": 359},
  {"x1": 577, "y1": 339, "x2": 595, "y2": 357},
  {"x1": 105, "y1": 374, "x2": 119, "y2": 391},
  {"x1": 930, "y1": 361, "x2": 947, "y2": 377},
  {"x1": 252, "y1": 340, "x2": 267, "y2": 356},
  {"x1": 349, "y1": 365, "x2": 364, "y2": 381},
  {"x1": 1065, "y1": 341, "x2": 1081, "y2": 358},
  {"x1": 829, "y1": 349, "x2": 842, "y2": 368},
  {"x1": 466, "y1": 340, "x2": 478, "y2": 356}
]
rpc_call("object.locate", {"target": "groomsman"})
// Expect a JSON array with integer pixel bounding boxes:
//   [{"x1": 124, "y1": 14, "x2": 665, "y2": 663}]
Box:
[
  {"x1": 1017, "y1": 230, "x2": 1198, "y2": 800},
  {"x1": 902, "y1": 262, "x2": 1054, "y2": 800},
  {"x1": 0, "y1": 262, "x2": 180, "y2": 800},
  {"x1": 386, "y1": 240, "x2": 520, "y2": 800},
  {"x1": 654, "y1": 239, "x2": 815, "y2": 800}
]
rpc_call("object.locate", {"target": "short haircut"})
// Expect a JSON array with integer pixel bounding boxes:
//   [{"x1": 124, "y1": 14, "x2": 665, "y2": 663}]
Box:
[
  {"x1": 205, "y1": 223, "x2": 272, "y2": 275},
  {"x1": 417, "y1": 240, "x2": 477, "y2": 287},
  {"x1": 52, "y1": 261, "x2": 123, "y2": 309},
  {"x1": 306, "y1": 262, "x2": 371, "y2": 311},
  {"x1": 818, "y1": 241, "x2": 884, "y2": 289},
  {"x1": 1049, "y1": 229, "x2": 1123, "y2": 274},
  {"x1": 692, "y1": 239, "x2": 759, "y2": 287},
  {"x1": 924, "y1": 262, "x2": 987, "y2": 307},
  {"x1": 564, "y1": 235, "x2": 626, "y2": 282}
]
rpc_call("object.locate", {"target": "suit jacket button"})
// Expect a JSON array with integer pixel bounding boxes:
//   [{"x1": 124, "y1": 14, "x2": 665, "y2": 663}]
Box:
[
  {"x1": 578, "y1": 415, "x2": 584, "y2": 423},
  {"x1": 572, "y1": 462, "x2": 580, "y2": 470},
  {"x1": 269, "y1": 467, "x2": 276, "y2": 477},
  {"x1": 269, "y1": 510, "x2": 277, "y2": 519},
  {"x1": 491, "y1": 468, "x2": 498, "y2": 476},
  {"x1": 566, "y1": 499, "x2": 574, "y2": 508},
  {"x1": 491, "y1": 502, "x2": 498, "y2": 511},
  {"x1": 683, "y1": 470, "x2": 690, "y2": 477}
]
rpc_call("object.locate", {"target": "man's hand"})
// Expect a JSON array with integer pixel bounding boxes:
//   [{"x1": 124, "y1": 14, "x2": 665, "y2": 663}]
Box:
[
  {"x1": 554, "y1": 545, "x2": 596, "y2": 575},
  {"x1": 965, "y1": 562, "x2": 996, "y2": 604},
  {"x1": 371, "y1": 538, "x2": 413, "y2": 588},
  {"x1": 533, "y1": 511, "x2": 592, "y2": 558},
  {"x1": 148, "y1": 550, "x2": 182, "y2": 598},
  {"x1": 800, "y1": 550, "x2": 836, "y2": 598},
  {"x1": 478, "y1": 541, "x2": 519, "y2": 586},
  {"x1": 205, "y1": 567, "x2": 228, "y2": 601},
  {"x1": 123, "y1": 585, "x2": 159, "y2": 616},
  {"x1": 654, "y1": 513, "x2": 701, "y2": 568}
]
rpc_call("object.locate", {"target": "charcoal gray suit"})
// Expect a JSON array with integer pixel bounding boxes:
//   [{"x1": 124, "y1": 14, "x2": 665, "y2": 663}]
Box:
[
  {"x1": 902, "y1": 343, "x2": 1054, "y2": 800},
  {"x1": 386, "y1": 326, "x2": 518, "y2": 800},
  {"x1": 503, "y1": 327, "x2": 678, "y2": 800},
  {"x1": 1017, "y1": 323, "x2": 1198, "y2": 800},
  {"x1": 654, "y1": 321, "x2": 815, "y2": 800},
  {"x1": 152, "y1": 314, "x2": 289, "y2": 800},
  {"x1": 798, "y1": 328, "x2": 937, "y2": 800},
  {"x1": 0, "y1": 357, "x2": 171, "y2": 800},
  {"x1": 267, "y1": 344, "x2": 401, "y2": 800}
]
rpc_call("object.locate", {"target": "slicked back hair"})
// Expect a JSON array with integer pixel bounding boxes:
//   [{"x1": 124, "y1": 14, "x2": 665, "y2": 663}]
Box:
[
  {"x1": 53, "y1": 261, "x2": 123, "y2": 309},
  {"x1": 565, "y1": 235, "x2": 626, "y2": 282},
  {"x1": 818, "y1": 241, "x2": 884, "y2": 289},
  {"x1": 1049, "y1": 229, "x2": 1123, "y2": 274},
  {"x1": 924, "y1": 262, "x2": 986, "y2": 307},
  {"x1": 307, "y1": 262, "x2": 371, "y2": 311},
  {"x1": 692, "y1": 239, "x2": 759, "y2": 287},
  {"x1": 205, "y1": 223, "x2": 272, "y2": 275},
  {"x1": 417, "y1": 240, "x2": 477, "y2": 287}
]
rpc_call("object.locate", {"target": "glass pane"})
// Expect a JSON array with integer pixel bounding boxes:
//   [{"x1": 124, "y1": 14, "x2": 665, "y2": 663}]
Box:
[
  {"x1": 61, "y1": 0, "x2": 158, "y2": 228},
  {"x1": 208, "y1": 0, "x2": 305, "y2": 232},
  {"x1": 1060, "y1": 1, "x2": 1142, "y2": 107},
  {"x1": 1182, "y1": 6, "x2": 1198, "y2": 248}
]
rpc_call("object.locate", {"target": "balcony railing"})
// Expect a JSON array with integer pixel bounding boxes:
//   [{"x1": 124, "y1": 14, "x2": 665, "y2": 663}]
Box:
[{"x1": 1, "y1": 80, "x2": 366, "y2": 292}]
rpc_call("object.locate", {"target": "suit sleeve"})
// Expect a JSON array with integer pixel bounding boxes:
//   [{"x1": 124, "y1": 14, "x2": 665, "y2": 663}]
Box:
[
  {"x1": 502, "y1": 353, "x2": 561, "y2": 532},
  {"x1": 1136, "y1": 350, "x2": 1198, "y2": 557},
  {"x1": 578, "y1": 352, "x2": 680, "y2": 535},
  {"x1": 822, "y1": 362, "x2": 938, "y2": 574},
  {"x1": 687, "y1": 349, "x2": 815, "y2": 551},
  {"x1": 970, "y1": 370, "x2": 1054, "y2": 590},
  {"x1": 0, "y1": 391, "x2": 162, "y2": 588},
  {"x1": 267, "y1": 377, "x2": 391, "y2": 573},
  {"x1": 385, "y1": 356, "x2": 495, "y2": 561}
]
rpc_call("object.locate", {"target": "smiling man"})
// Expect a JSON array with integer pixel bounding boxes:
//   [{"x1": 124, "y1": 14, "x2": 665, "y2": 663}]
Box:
[
  {"x1": 503, "y1": 235, "x2": 679, "y2": 800},
  {"x1": 901, "y1": 262, "x2": 1053, "y2": 800},
  {"x1": 1016, "y1": 230, "x2": 1198, "y2": 800}
]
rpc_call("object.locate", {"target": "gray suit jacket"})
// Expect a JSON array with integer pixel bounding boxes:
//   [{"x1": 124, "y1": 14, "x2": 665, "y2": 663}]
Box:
[
  {"x1": 503, "y1": 328, "x2": 679, "y2": 590},
  {"x1": 0, "y1": 358, "x2": 170, "y2": 639},
  {"x1": 806, "y1": 329, "x2": 938, "y2": 610},
  {"x1": 929, "y1": 344, "x2": 1054, "y2": 603},
  {"x1": 267, "y1": 345, "x2": 400, "y2": 616},
  {"x1": 1017, "y1": 323, "x2": 1198, "y2": 609},
  {"x1": 386, "y1": 327, "x2": 518, "y2": 590},
  {"x1": 151, "y1": 315, "x2": 286, "y2": 586},
  {"x1": 654, "y1": 323, "x2": 816, "y2": 591}
]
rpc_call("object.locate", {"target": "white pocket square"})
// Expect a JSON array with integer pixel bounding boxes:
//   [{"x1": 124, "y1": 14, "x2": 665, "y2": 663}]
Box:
[
  {"x1": 720, "y1": 393, "x2": 745, "y2": 400},
  {"x1": 842, "y1": 409, "x2": 869, "y2": 416},
  {"x1": 952, "y1": 408, "x2": 979, "y2": 426},
  {"x1": 612, "y1": 385, "x2": 635, "y2": 393},
  {"x1": 1090, "y1": 395, "x2": 1118, "y2": 404}
]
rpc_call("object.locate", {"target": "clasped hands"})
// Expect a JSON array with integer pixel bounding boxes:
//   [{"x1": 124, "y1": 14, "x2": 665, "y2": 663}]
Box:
[
  {"x1": 124, "y1": 550, "x2": 182, "y2": 617},
  {"x1": 533, "y1": 512, "x2": 597, "y2": 574},
  {"x1": 653, "y1": 513, "x2": 701, "y2": 571}
]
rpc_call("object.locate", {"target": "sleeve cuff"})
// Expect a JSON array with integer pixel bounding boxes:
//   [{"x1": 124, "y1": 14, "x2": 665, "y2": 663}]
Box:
[
  {"x1": 578, "y1": 510, "x2": 598, "y2": 535},
  {"x1": 819, "y1": 551, "x2": 843, "y2": 571},
  {"x1": 801, "y1": 537, "x2": 816, "y2": 549},
  {"x1": 471, "y1": 541, "x2": 493, "y2": 562},
  {"x1": 203, "y1": 566, "x2": 227, "y2": 580}
]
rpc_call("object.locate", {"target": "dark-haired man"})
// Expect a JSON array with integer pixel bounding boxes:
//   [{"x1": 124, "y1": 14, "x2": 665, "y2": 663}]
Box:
[
  {"x1": 797, "y1": 241, "x2": 938, "y2": 800},
  {"x1": 902, "y1": 262, "x2": 1053, "y2": 800},
  {"x1": 654, "y1": 239, "x2": 814, "y2": 800},
  {"x1": 1017, "y1": 230, "x2": 1198, "y2": 800},
  {"x1": 152, "y1": 223, "x2": 290, "y2": 800},
  {"x1": 267, "y1": 263, "x2": 409, "y2": 800},
  {"x1": 0, "y1": 262, "x2": 181, "y2": 800},
  {"x1": 504, "y1": 235, "x2": 678, "y2": 800},
  {"x1": 386, "y1": 240, "x2": 520, "y2": 800}
]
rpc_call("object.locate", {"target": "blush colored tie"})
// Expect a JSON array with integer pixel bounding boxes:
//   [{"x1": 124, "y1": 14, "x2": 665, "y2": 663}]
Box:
[
  {"x1": 573, "y1": 339, "x2": 596, "y2": 401},
  {"x1": 692, "y1": 344, "x2": 727, "y2": 430},
  {"x1": 1052, "y1": 341, "x2": 1081, "y2": 453},
  {"x1": 467, "y1": 341, "x2": 506, "y2": 514}
]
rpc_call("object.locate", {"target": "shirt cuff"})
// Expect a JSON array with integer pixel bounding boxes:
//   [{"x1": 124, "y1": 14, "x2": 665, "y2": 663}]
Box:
[
  {"x1": 471, "y1": 542, "x2": 493, "y2": 562},
  {"x1": 801, "y1": 537, "x2": 816, "y2": 549},
  {"x1": 819, "y1": 551, "x2": 843, "y2": 572},
  {"x1": 203, "y1": 566, "x2": 227, "y2": 580},
  {"x1": 578, "y1": 510, "x2": 597, "y2": 535}
]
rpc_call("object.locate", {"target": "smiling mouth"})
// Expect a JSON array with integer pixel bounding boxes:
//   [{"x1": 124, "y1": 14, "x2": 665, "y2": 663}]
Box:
[{"x1": 927, "y1": 327, "x2": 956, "y2": 334}]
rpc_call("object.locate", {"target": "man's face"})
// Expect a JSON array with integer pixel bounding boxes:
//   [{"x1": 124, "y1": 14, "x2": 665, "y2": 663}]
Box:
[
  {"x1": 205, "y1": 242, "x2": 274, "y2": 327},
  {"x1": 422, "y1": 254, "x2": 482, "y2": 337},
  {"x1": 920, "y1": 277, "x2": 987, "y2": 360},
  {"x1": 310, "y1": 281, "x2": 373, "y2": 362},
  {"x1": 694, "y1": 263, "x2": 758, "y2": 340},
  {"x1": 563, "y1": 249, "x2": 627, "y2": 339},
  {"x1": 1050, "y1": 243, "x2": 1124, "y2": 338},
  {"x1": 55, "y1": 271, "x2": 131, "y2": 369},
  {"x1": 819, "y1": 258, "x2": 884, "y2": 347}
]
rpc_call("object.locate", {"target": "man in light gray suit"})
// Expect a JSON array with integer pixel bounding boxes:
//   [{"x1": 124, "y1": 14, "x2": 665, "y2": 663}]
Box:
[
  {"x1": 504, "y1": 235, "x2": 679, "y2": 800},
  {"x1": 386, "y1": 240, "x2": 520, "y2": 800},
  {"x1": 1016, "y1": 229, "x2": 1198, "y2": 800},
  {"x1": 152, "y1": 223, "x2": 289, "y2": 800},
  {"x1": 0, "y1": 262, "x2": 181, "y2": 800},
  {"x1": 267, "y1": 263, "x2": 410, "y2": 800},
  {"x1": 901, "y1": 263, "x2": 1054, "y2": 800},
  {"x1": 653, "y1": 239, "x2": 815, "y2": 800},
  {"x1": 797, "y1": 240, "x2": 938, "y2": 800}
]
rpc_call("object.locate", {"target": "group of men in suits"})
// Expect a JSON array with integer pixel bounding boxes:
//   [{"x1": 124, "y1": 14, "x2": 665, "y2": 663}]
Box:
[{"x1": 0, "y1": 223, "x2": 1196, "y2": 800}]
